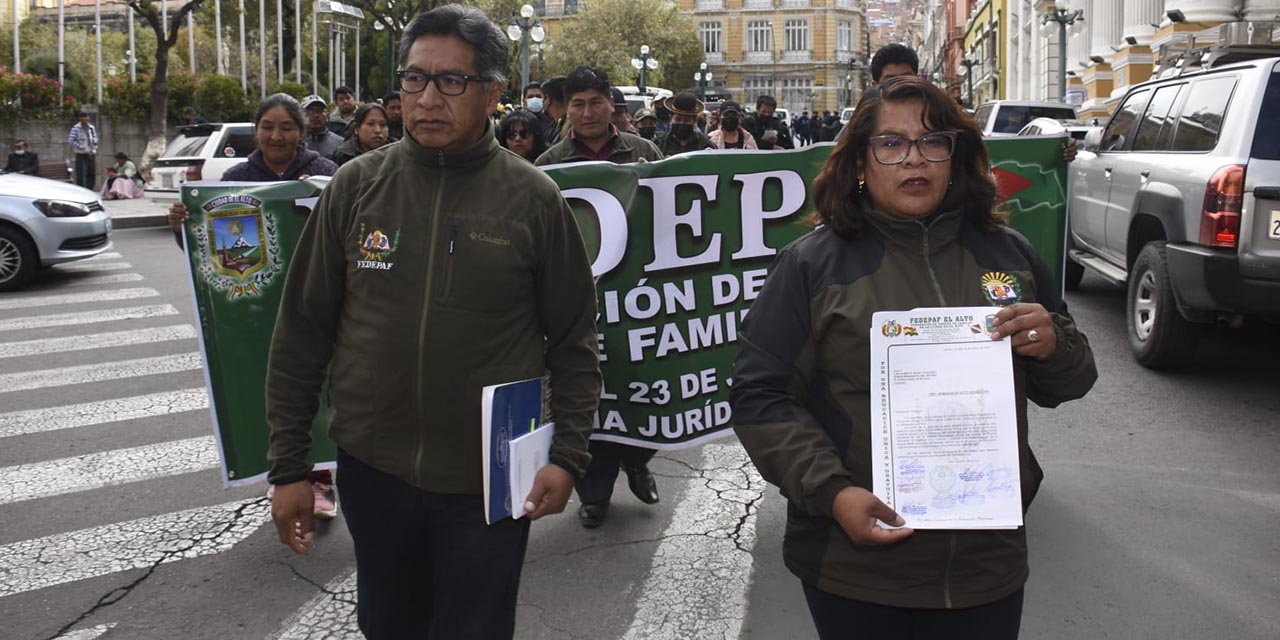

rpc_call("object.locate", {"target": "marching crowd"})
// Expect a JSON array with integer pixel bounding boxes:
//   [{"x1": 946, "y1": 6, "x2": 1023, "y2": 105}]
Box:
[{"x1": 159, "y1": 4, "x2": 1095, "y2": 639}]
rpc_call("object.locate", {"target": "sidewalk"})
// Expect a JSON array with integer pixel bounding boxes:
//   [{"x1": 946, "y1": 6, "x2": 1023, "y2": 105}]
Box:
[{"x1": 103, "y1": 196, "x2": 172, "y2": 229}]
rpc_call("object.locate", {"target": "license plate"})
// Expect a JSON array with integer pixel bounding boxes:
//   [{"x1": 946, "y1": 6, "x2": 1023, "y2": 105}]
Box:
[{"x1": 1270, "y1": 210, "x2": 1280, "y2": 239}]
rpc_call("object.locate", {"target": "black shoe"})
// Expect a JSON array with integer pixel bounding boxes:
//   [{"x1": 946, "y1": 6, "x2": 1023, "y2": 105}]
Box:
[
  {"x1": 578, "y1": 501, "x2": 608, "y2": 528},
  {"x1": 623, "y1": 462, "x2": 660, "y2": 505}
]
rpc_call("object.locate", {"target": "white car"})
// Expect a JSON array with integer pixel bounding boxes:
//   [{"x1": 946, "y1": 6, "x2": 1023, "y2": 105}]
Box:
[
  {"x1": 0, "y1": 173, "x2": 113, "y2": 291},
  {"x1": 973, "y1": 100, "x2": 1079, "y2": 138},
  {"x1": 1017, "y1": 117, "x2": 1099, "y2": 142},
  {"x1": 144, "y1": 122, "x2": 255, "y2": 200}
]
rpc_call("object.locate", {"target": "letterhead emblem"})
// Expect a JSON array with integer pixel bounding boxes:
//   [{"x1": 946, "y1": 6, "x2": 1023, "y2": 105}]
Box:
[{"x1": 881, "y1": 320, "x2": 902, "y2": 337}]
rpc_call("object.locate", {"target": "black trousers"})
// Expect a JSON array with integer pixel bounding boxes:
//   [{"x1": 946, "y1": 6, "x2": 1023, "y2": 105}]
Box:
[
  {"x1": 574, "y1": 440, "x2": 656, "y2": 504},
  {"x1": 74, "y1": 153, "x2": 95, "y2": 190},
  {"x1": 336, "y1": 451, "x2": 530, "y2": 640},
  {"x1": 803, "y1": 582, "x2": 1023, "y2": 640}
]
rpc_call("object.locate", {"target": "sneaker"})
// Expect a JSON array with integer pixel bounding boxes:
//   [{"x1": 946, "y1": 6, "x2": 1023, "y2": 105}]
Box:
[{"x1": 311, "y1": 481, "x2": 338, "y2": 519}]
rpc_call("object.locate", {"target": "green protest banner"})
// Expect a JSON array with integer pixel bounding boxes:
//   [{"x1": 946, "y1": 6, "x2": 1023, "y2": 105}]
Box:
[
  {"x1": 182, "y1": 179, "x2": 335, "y2": 487},
  {"x1": 185, "y1": 141, "x2": 1066, "y2": 483},
  {"x1": 986, "y1": 134, "x2": 1070, "y2": 291}
]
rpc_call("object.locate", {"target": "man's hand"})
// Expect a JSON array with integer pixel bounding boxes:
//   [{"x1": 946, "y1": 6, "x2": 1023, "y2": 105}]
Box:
[
  {"x1": 831, "y1": 486, "x2": 914, "y2": 545},
  {"x1": 271, "y1": 481, "x2": 316, "y2": 555},
  {"x1": 167, "y1": 202, "x2": 189, "y2": 233},
  {"x1": 990, "y1": 302, "x2": 1058, "y2": 360},
  {"x1": 1062, "y1": 137, "x2": 1079, "y2": 163},
  {"x1": 522, "y1": 464, "x2": 574, "y2": 520}
]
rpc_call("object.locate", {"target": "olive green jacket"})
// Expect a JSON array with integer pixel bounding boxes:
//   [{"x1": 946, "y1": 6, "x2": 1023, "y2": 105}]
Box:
[
  {"x1": 534, "y1": 129, "x2": 663, "y2": 166},
  {"x1": 266, "y1": 123, "x2": 601, "y2": 493}
]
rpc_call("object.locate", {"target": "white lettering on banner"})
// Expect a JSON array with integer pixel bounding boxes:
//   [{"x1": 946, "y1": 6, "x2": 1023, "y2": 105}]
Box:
[
  {"x1": 593, "y1": 409, "x2": 628, "y2": 432},
  {"x1": 626, "y1": 309, "x2": 748, "y2": 361},
  {"x1": 561, "y1": 187, "x2": 629, "y2": 277},
  {"x1": 638, "y1": 401, "x2": 733, "y2": 438},
  {"x1": 732, "y1": 170, "x2": 807, "y2": 260},
  {"x1": 641, "y1": 175, "x2": 722, "y2": 272}
]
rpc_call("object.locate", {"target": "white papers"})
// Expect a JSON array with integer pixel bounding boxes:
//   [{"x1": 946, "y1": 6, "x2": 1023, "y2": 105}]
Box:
[
  {"x1": 870, "y1": 307, "x2": 1023, "y2": 530},
  {"x1": 509, "y1": 423, "x2": 556, "y2": 520}
]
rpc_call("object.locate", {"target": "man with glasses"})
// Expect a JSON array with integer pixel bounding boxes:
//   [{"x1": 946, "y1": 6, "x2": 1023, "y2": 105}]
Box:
[
  {"x1": 266, "y1": 5, "x2": 601, "y2": 638},
  {"x1": 4, "y1": 140, "x2": 39, "y2": 175}
]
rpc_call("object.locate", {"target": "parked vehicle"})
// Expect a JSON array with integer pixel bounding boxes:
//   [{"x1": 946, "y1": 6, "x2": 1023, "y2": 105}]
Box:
[
  {"x1": 1017, "y1": 117, "x2": 1099, "y2": 142},
  {"x1": 0, "y1": 174, "x2": 113, "y2": 291},
  {"x1": 1066, "y1": 53, "x2": 1280, "y2": 368},
  {"x1": 840, "y1": 107, "x2": 855, "y2": 126},
  {"x1": 973, "y1": 100, "x2": 1079, "y2": 137},
  {"x1": 144, "y1": 123, "x2": 255, "y2": 200}
]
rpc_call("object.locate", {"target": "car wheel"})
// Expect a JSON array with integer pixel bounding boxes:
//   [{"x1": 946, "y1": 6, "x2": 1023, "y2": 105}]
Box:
[
  {"x1": 1126, "y1": 242, "x2": 1199, "y2": 369},
  {"x1": 0, "y1": 226, "x2": 38, "y2": 292}
]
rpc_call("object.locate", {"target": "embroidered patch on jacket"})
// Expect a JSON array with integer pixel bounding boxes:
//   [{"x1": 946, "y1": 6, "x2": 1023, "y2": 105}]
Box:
[
  {"x1": 981, "y1": 272, "x2": 1021, "y2": 306},
  {"x1": 357, "y1": 221, "x2": 400, "y2": 271},
  {"x1": 470, "y1": 231, "x2": 511, "y2": 247},
  {"x1": 193, "y1": 194, "x2": 281, "y2": 300}
]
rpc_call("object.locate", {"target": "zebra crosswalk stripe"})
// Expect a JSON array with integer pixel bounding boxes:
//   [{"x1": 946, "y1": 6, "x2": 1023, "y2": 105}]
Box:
[
  {"x1": 53, "y1": 262, "x2": 133, "y2": 273},
  {"x1": 0, "y1": 304, "x2": 179, "y2": 333},
  {"x1": 58, "y1": 273, "x2": 146, "y2": 286},
  {"x1": 271, "y1": 567, "x2": 359, "y2": 639},
  {"x1": 0, "y1": 324, "x2": 198, "y2": 359},
  {"x1": 0, "y1": 497, "x2": 268, "y2": 598},
  {"x1": 0, "y1": 287, "x2": 160, "y2": 311},
  {"x1": 0, "y1": 435, "x2": 219, "y2": 505},
  {"x1": 52, "y1": 624, "x2": 117, "y2": 640},
  {"x1": 0, "y1": 388, "x2": 209, "y2": 439},
  {"x1": 0, "y1": 353, "x2": 203, "y2": 394}
]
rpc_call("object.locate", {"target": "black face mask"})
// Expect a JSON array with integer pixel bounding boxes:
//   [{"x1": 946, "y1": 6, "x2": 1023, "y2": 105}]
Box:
[
  {"x1": 721, "y1": 117, "x2": 740, "y2": 131},
  {"x1": 671, "y1": 123, "x2": 694, "y2": 140},
  {"x1": 638, "y1": 126, "x2": 656, "y2": 139}
]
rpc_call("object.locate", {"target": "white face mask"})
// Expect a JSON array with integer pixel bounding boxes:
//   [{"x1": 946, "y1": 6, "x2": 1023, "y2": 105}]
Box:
[
  {"x1": 526, "y1": 97, "x2": 544, "y2": 113},
  {"x1": 13, "y1": 149, "x2": 24, "y2": 155}
]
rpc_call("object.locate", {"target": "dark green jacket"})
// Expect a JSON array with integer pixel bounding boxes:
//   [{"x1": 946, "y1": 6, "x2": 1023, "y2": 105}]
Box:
[
  {"x1": 732, "y1": 207, "x2": 1096, "y2": 609},
  {"x1": 653, "y1": 130, "x2": 714, "y2": 156},
  {"x1": 534, "y1": 129, "x2": 663, "y2": 166},
  {"x1": 329, "y1": 136, "x2": 366, "y2": 166},
  {"x1": 266, "y1": 122, "x2": 601, "y2": 493}
]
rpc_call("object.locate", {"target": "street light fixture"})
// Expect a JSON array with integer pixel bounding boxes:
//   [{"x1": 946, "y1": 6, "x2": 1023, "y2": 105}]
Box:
[
  {"x1": 958, "y1": 58, "x2": 978, "y2": 107},
  {"x1": 694, "y1": 62, "x2": 713, "y2": 99},
  {"x1": 631, "y1": 44, "x2": 659, "y2": 93},
  {"x1": 507, "y1": 4, "x2": 545, "y2": 95},
  {"x1": 1042, "y1": 4, "x2": 1084, "y2": 102}
]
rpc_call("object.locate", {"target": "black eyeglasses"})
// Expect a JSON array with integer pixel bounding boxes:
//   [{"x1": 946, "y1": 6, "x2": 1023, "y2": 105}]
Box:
[
  {"x1": 867, "y1": 131, "x2": 958, "y2": 164},
  {"x1": 505, "y1": 129, "x2": 531, "y2": 140},
  {"x1": 397, "y1": 70, "x2": 484, "y2": 96}
]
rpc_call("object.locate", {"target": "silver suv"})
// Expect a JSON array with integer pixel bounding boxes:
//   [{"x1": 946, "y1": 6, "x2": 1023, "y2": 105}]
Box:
[{"x1": 1067, "y1": 53, "x2": 1280, "y2": 368}]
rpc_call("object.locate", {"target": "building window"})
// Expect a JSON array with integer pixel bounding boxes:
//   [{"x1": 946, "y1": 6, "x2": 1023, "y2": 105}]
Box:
[
  {"x1": 838, "y1": 20, "x2": 852, "y2": 52},
  {"x1": 784, "y1": 19, "x2": 809, "y2": 52},
  {"x1": 699, "y1": 21, "x2": 723, "y2": 55},
  {"x1": 743, "y1": 76, "x2": 774, "y2": 101},
  {"x1": 781, "y1": 76, "x2": 813, "y2": 113},
  {"x1": 564, "y1": 0, "x2": 579, "y2": 15},
  {"x1": 747, "y1": 20, "x2": 773, "y2": 52}
]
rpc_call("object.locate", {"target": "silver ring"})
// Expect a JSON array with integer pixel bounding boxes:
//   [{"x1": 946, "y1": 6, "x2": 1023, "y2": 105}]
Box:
[{"x1": 1027, "y1": 328, "x2": 1040, "y2": 343}]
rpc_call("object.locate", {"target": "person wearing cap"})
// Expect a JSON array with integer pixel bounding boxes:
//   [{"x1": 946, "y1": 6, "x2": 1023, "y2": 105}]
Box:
[
  {"x1": 609, "y1": 87, "x2": 636, "y2": 134},
  {"x1": 652, "y1": 91, "x2": 714, "y2": 157},
  {"x1": 301, "y1": 95, "x2": 344, "y2": 158},
  {"x1": 707, "y1": 101, "x2": 757, "y2": 150},
  {"x1": 182, "y1": 106, "x2": 209, "y2": 125},
  {"x1": 633, "y1": 108, "x2": 658, "y2": 140}
]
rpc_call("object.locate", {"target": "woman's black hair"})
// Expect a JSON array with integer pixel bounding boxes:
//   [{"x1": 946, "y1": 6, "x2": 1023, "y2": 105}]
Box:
[
  {"x1": 498, "y1": 109, "x2": 548, "y2": 161},
  {"x1": 254, "y1": 93, "x2": 305, "y2": 130},
  {"x1": 809, "y1": 75, "x2": 1001, "y2": 236}
]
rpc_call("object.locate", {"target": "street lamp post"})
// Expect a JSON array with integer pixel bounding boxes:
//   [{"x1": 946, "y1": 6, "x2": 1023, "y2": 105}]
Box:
[
  {"x1": 1042, "y1": 1, "x2": 1084, "y2": 102},
  {"x1": 506, "y1": 4, "x2": 545, "y2": 95},
  {"x1": 959, "y1": 58, "x2": 978, "y2": 107},
  {"x1": 631, "y1": 45, "x2": 659, "y2": 93},
  {"x1": 694, "y1": 62, "x2": 713, "y2": 99}
]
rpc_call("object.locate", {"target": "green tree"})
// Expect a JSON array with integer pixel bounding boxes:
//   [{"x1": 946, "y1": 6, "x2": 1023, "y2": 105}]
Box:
[{"x1": 544, "y1": 0, "x2": 701, "y2": 94}]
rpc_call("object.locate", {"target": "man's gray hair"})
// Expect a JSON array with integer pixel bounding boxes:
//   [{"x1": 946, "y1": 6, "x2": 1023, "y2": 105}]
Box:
[{"x1": 400, "y1": 4, "x2": 509, "y2": 85}]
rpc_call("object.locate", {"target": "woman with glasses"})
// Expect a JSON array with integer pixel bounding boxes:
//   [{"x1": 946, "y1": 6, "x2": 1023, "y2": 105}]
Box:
[
  {"x1": 731, "y1": 76, "x2": 1096, "y2": 639},
  {"x1": 331, "y1": 103, "x2": 390, "y2": 166},
  {"x1": 498, "y1": 109, "x2": 547, "y2": 163}
]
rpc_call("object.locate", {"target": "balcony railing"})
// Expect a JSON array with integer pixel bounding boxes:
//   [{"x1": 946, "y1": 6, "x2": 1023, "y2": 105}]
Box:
[
  {"x1": 743, "y1": 0, "x2": 773, "y2": 10},
  {"x1": 780, "y1": 0, "x2": 810, "y2": 8},
  {"x1": 705, "y1": 51, "x2": 725, "y2": 64},
  {"x1": 780, "y1": 50, "x2": 812, "y2": 63},
  {"x1": 743, "y1": 50, "x2": 774, "y2": 64},
  {"x1": 836, "y1": 0, "x2": 857, "y2": 9},
  {"x1": 694, "y1": 0, "x2": 725, "y2": 10}
]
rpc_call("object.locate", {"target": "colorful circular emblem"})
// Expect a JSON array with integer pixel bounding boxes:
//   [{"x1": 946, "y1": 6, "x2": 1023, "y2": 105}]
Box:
[{"x1": 981, "y1": 272, "x2": 1021, "y2": 306}]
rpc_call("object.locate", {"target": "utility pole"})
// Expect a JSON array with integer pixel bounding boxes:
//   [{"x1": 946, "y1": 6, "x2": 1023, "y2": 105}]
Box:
[{"x1": 959, "y1": 58, "x2": 978, "y2": 107}]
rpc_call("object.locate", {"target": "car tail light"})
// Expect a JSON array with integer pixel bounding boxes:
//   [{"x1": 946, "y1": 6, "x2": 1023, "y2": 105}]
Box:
[
  {"x1": 185, "y1": 164, "x2": 203, "y2": 181},
  {"x1": 1200, "y1": 164, "x2": 1245, "y2": 248}
]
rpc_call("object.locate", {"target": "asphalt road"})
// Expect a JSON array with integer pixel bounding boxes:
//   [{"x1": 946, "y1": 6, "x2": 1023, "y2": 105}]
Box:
[{"x1": 0, "y1": 227, "x2": 1276, "y2": 639}]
